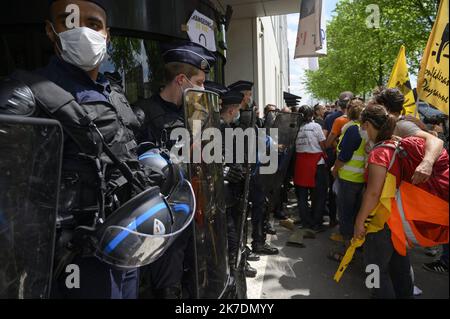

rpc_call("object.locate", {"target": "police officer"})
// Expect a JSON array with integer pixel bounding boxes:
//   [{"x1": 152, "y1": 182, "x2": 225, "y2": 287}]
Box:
[
  {"x1": 203, "y1": 81, "x2": 259, "y2": 279},
  {"x1": 139, "y1": 42, "x2": 216, "y2": 147},
  {"x1": 0, "y1": 0, "x2": 160, "y2": 298},
  {"x1": 228, "y1": 81, "x2": 279, "y2": 256},
  {"x1": 139, "y1": 41, "x2": 216, "y2": 299},
  {"x1": 217, "y1": 89, "x2": 244, "y2": 262}
]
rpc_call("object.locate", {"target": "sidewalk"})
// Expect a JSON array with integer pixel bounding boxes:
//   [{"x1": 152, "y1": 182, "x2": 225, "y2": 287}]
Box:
[{"x1": 246, "y1": 214, "x2": 449, "y2": 299}]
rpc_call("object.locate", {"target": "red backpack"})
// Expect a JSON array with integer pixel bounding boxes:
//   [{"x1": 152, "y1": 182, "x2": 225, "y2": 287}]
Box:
[{"x1": 374, "y1": 137, "x2": 449, "y2": 202}]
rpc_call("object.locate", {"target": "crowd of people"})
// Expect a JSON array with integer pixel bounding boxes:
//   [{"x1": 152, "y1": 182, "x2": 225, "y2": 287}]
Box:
[
  {"x1": 257, "y1": 88, "x2": 448, "y2": 298},
  {"x1": 0, "y1": 0, "x2": 448, "y2": 300}
]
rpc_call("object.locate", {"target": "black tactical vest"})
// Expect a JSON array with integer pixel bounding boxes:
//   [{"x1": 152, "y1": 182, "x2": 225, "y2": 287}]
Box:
[{"x1": 0, "y1": 71, "x2": 150, "y2": 226}]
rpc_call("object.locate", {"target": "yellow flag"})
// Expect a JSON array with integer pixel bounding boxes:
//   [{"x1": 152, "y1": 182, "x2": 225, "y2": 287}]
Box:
[
  {"x1": 417, "y1": 0, "x2": 449, "y2": 115},
  {"x1": 334, "y1": 172, "x2": 397, "y2": 282},
  {"x1": 387, "y1": 45, "x2": 417, "y2": 116}
]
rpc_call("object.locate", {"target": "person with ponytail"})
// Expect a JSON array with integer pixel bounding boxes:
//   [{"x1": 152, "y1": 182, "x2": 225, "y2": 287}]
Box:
[
  {"x1": 293, "y1": 105, "x2": 329, "y2": 233},
  {"x1": 372, "y1": 88, "x2": 449, "y2": 274},
  {"x1": 371, "y1": 88, "x2": 444, "y2": 185},
  {"x1": 353, "y1": 104, "x2": 449, "y2": 299}
]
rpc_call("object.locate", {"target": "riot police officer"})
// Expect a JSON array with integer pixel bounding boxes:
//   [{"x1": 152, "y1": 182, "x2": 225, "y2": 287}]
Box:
[
  {"x1": 0, "y1": 0, "x2": 164, "y2": 298},
  {"x1": 203, "y1": 81, "x2": 258, "y2": 280},
  {"x1": 139, "y1": 41, "x2": 217, "y2": 299},
  {"x1": 139, "y1": 42, "x2": 216, "y2": 147},
  {"x1": 228, "y1": 81, "x2": 279, "y2": 256}
]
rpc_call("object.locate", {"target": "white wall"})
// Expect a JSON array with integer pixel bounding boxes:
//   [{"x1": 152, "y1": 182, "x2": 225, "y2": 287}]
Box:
[
  {"x1": 225, "y1": 15, "x2": 290, "y2": 114},
  {"x1": 224, "y1": 18, "x2": 256, "y2": 91}
]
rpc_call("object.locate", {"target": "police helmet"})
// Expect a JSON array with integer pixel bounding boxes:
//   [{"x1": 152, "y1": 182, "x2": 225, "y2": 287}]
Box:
[
  {"x1": 138, "y1": 148, "x2": 180, "y2": 196},
  {"x1": 94, "y1": 156, "x2": 195, "y2": 268}
]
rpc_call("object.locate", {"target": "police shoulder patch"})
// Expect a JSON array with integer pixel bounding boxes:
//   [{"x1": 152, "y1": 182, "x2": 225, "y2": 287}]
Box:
[{"x1": 153, "y1": 219, "x2": 166, "y2": 235}]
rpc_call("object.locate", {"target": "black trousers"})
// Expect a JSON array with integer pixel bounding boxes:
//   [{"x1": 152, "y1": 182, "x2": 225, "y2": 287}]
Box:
[
  {"x1": 249, "y1": 177, "x2": 266, "y2": 246},
  {"x1": 143, "y1": 227, "x2": 192, "y2": 290}
]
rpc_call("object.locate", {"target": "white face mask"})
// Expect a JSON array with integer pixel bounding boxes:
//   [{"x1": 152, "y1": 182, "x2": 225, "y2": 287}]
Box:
[
  {"x1": 248, "y1": 97, "x2": 254, "y2": 108},
  {"x1": 186, "y1": 77, "x2": 205, "y2": 91},
  {"x1": 359, "y1": 127, "x2": 369, "y2": 141},
  {"x1": 52, "y1": 25, "x2": 107, "y2": 72},
  {"x1": 232, "y1": 110, "x2": 240, "y2": 124}
]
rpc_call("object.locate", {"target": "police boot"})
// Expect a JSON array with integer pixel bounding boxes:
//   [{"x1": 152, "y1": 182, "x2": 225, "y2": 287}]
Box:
[
  {"x1": 245, "y1": 245, "x2": 260, "y2": 262},
  {"x1": 265, "y1": 222, "x2": 277, "y2": 235},
  {"x1": 153, "y1": 285, "x2": 182, "y2": 299},
  {"x1": 252, "y1": 242, "x2": 279, "y2": 255},
  {"x1": 252, "y1": 220, "x2": 279, "y2": 255},
  {"x1": 245, "y1": 261, "x2": 257, "y2": 278}
]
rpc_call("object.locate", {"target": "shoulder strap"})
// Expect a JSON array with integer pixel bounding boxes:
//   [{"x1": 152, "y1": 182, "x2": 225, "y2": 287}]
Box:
[
  {"x1": 11, "y1": 69, "x2": 102, "y2": 156},
  {"x1": 372, "y1": 141, "x2": 401, "y2": 171},
  {"x1": 12, "y1": 70, "x2": 145, "y2": 192}
]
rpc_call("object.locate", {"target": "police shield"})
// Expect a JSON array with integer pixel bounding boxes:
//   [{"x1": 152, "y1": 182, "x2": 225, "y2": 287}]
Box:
[
  {"x1": 258, "y1": 111, "x2": 301, "y2": 199},
  {"x1": 182, "y1": 89, "x2": 229, "y2": 299},
  {"x1": 0, "y1": 115, "x2": 63, "y2": 299}
]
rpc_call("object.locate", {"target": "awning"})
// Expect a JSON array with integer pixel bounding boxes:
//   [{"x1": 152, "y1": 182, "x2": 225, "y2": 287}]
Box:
[
  {"x1": 284, "y1": 92, "x2": 302, "y2": 107},
  {"x1": 213, "y1": 0, "x2": 300, "y2": 19}
]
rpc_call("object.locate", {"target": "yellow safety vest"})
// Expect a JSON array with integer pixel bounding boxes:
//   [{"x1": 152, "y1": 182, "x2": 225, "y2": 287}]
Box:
[{"x1": 337, "y1": 121, "x2": 366, "y2": 183}]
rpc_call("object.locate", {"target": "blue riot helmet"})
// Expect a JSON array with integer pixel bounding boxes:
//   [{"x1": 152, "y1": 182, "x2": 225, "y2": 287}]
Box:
[
  {"x1": 94, "y1": 158, "x2": 195, "y2": 268},
  {"x1": 138, "y1": 148, "x2": 177, "y2": 196}
]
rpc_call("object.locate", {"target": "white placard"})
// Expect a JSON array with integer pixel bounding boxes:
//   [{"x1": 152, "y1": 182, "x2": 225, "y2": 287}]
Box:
[{"x1": 187, "y1": 10, "x2": 217, "y2": 52}]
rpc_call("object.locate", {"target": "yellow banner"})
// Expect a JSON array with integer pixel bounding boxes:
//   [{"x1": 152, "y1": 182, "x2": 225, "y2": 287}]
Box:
[
  {"x1": 417, "y1": 0, "x2": 449, "y2": 115},
  {"x1": 387, "y1": 45, "x2": 417, "y2": 116}
]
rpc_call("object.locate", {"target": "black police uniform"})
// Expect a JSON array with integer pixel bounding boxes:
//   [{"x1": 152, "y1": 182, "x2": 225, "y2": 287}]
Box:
[
  {"x1": 228, "y1": 82, "x2": 278, "y2": 255},
  {"x1": 2, "y1": 55, "x2": 153, "y2": 299},
  {"x1": 217, "y1": 90, "x2": 245, "y2": 264},
  {"x1": 139, "y1": 41, "x2": 216, "y2": 298},
  {"x1": 139, "y1": 94, "x2": 184, "y2": 147}
]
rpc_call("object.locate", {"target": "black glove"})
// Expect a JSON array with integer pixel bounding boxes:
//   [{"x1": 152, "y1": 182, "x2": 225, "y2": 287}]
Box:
[{"x1": 224, "y1": 165, "x2": 245, "y2": 183}]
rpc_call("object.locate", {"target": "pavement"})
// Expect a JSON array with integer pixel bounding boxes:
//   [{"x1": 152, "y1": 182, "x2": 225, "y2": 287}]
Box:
[{"x1": 246, "y1": 205, "x2": 449, "y2": 299}]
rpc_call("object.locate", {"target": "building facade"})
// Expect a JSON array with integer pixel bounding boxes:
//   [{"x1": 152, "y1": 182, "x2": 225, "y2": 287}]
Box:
[{"x1": 219, "y1": 1, "x2": 296, "y2": 113}]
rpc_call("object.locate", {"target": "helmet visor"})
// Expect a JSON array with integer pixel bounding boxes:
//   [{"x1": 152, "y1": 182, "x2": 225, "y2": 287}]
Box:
[
  {"x1": 96, "y1": 224, "x2": 171, "y2": 268},
  {"x1": 95, "y1": 179, "x2": 196, "y2": 268},
  {"x1": 166, "y1": 178, "x2": 196, "y2": 232}
]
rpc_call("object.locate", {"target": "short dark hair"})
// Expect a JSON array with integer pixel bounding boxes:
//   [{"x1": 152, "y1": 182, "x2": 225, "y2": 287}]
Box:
[
  {"x1": 164, "y1": 62, "x2": 201, "y2": 84},
  {"x1": 372, "y1": 87, "x2": 405, "y2": 114}
]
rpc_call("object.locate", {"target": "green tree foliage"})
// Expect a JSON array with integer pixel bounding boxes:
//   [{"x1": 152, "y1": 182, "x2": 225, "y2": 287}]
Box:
[{"x1": 304, "y1": 0, "x2": 438, "y2": 101}]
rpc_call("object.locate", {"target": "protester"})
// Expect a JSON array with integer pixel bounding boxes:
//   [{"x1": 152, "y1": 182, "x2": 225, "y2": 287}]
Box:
[
  {"x1": 313, "y1": 103, "x2": 326, "y2": 134},
  {"x1": 328, "y1": 99, "x2": 366, "y2": 260},
  {"x1": 354, "y1": 104, "x2": 449, "y2": 298},
  {"x1": 293, "y1": 105, "x2": 328, "y2": 233}
]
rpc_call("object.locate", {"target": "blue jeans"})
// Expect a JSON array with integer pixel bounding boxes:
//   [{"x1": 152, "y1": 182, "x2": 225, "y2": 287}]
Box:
[
  {"x1": 364, "y1": 227, "x2": 413, "y2": 299},
  {"x1": 296, "y1": 165, "x2": 328, "y2": 228},
  {"x1": 336, "y1": 178, "x2": 364, "y2": 240}
]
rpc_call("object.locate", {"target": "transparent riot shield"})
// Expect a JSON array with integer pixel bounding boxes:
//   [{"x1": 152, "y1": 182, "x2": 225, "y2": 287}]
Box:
[
  {"x1": 0, "y1": 115, "x2": 63, "y2": 299},
  {"x1": 182, "y1": 89, "x2": 229, "y2": 299},
  {"x1": 259, "y1": 111, "x2": 302, "y2": 200}
]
